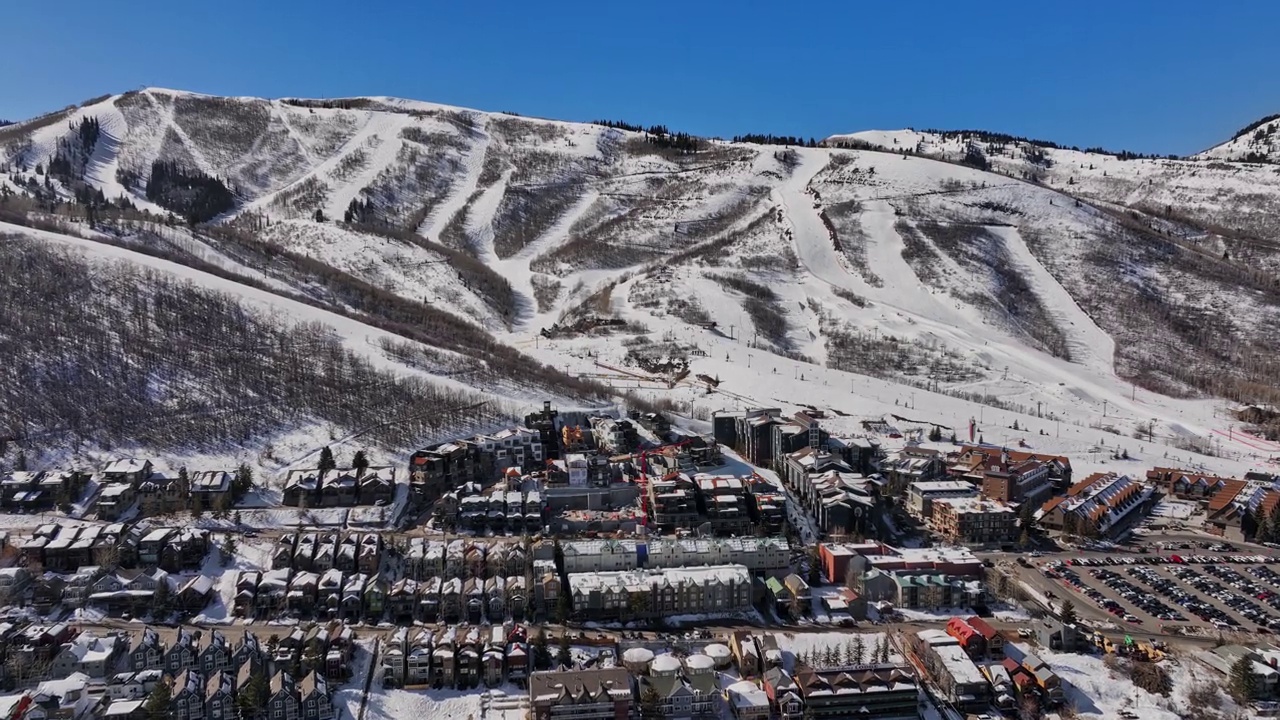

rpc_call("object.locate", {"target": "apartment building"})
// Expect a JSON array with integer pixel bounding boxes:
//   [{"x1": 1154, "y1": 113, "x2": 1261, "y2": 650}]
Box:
[
  {"x1": 528, "y1": 668, "x2": 633, "y2": 720},
  {"x1": 817, "y1": 542, "x2": 982, "y2": 586},
  {"x1": 1038, "y1": 473, "x2": 1152, "y2": 539},
  {"x1": 567, "y1": 565, "x2": 751, "y2": 621},
  {"x1": 929, "y1": 497, "x2": 1018, "y2": 547},
  {"x1": 906, "y1": 480, "x2": 979, "y2": 519},
  {"x1": 556, "y1": 537, "x2": 789, "y2": 576},
  {"x1": 913, "y1": 629, "x2": 990, "y2": 711},
  {"x1": 792, "y1": 664, "x2": 919, "y2": 719}
]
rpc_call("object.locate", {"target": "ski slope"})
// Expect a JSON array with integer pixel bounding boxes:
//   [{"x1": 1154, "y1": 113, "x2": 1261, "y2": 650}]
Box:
[{"x1": 2, "y1": 88, "x2": 1279, "y2": 475}]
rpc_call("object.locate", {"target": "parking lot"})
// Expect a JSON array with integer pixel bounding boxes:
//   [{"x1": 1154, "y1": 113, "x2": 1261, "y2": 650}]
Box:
[{"x1": 1039, "y1": 552, "x2": 1280, "y2": 635}]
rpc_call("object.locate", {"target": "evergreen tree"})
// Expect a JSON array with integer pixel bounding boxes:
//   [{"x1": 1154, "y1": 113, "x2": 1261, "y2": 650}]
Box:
[
  {"x1": 144, "y1": 678, "x2": 172, "y2": 720},
  {"x1": 1059, "y1": 599, "x2": 1077, "y2": 626},
  {"x1": 553, "y1": 538, "x2": 565, "y2": 575},
  {"x1": 1019, "y1": 502, "x2": 1038, "y2": 532},
  {"x1": 532, "y1": 629, "x2": 551, "y2": 670},
  {"x1": 928, "y1": 426, "x2": 942, "y2": 442},
  {"x1": 317, "y1": 446, "x2": 336, "y2": 474},
  {"x1": 639, "y1": 687, "x2": 664, "y2": 720},
  {"x1": 234, "y1": 463, "x2": 253, "y2": 494},
  {"x1": 1269, "y1": 505, "x2": 1280, "y2": 541},
  {"x1": 352, "y1": 450, "x2": 369, "y2": 477},
  {"x1": 852, "y1": 635, "x2": 866, "y2": 664},
  {"x1": 14, "y1": 450, "x2": 26, "y2": 472},
  {"x1": 314, "y1": 208, "x2": 326, "y2": 222},
  {"x1": 556, "y1": 633, "x2": 572, "y2": 668},
  {"x1": 223, "y1": 534, "x2": 238, "y2": 564},
  {"x1": 1230, "y1": 655, "x2": 1257, "y2": 702},
  {"x1": 237, "y1": 670, "x2": 269, "y2": 720},
  {"x1": 153, "y1": 580, "x2": 174, "y2": 618},
  {"x1": 807, "y1": 548, "x2": 822, "y2": 585},
  {"x1": 555, "y1": 592, "x2": 571, "y2": 624},
  {"x1": 1256, "y1": 510, "x2": 1274, "y2": 544},
  {"x1": 879, "y1": 638, "x2": 891, "y2": 663}
]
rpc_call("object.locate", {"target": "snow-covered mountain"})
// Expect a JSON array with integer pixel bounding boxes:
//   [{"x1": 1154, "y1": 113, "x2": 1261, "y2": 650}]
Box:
[
  {"x1": 1195, "y1": 115, "x2": 1280, "y2": 163},
  {"x1": 828, "y1": 127, "x2": 1280, "y2": 256},
  {"x1": 2, "y1": 88, "x2": 1279, "y2": 476}
]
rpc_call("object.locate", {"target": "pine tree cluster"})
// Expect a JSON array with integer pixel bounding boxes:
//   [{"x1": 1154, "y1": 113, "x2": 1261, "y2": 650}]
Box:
[
  {"x1": 1231, "y1": 113, "x2": 1280, "y2": 141},
  {"x1": 47, "y1": 117, "x2": 103, "y2": 182},
  {"x1": 731, "y1": 134, "x2": 819, "y2": 148},
  {"x1": 644, "y1": 124, "x2": 700, "y2": 154},
  {"x1": 145, "y1": 160, "x2": 236, "y2": 225},
  {"x1": 592, "y1": 119, "x2": 644, "y2": 133},
  {"x1": 344, "y1": 197, "x2": 375, "y2": 224},
  {"x1": 961, "y1": 143, "x2": 990, "y2": 171}
]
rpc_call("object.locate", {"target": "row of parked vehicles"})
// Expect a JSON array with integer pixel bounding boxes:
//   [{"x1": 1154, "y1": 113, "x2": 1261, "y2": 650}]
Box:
[
  {"x1": 1090, "y1": 567, "x2": 1186, "y2": 623},
  {"x1": 1164, "y1": 565, "x2": 1258, "y2": 630},
  {"x1": 1122, "y1": 565, "x2": 1221, "y2": 625},
  {"x1": 1064, "y1": 553, "x2": 1271, "y2": 567},
  {"x1": 1041, "y1": 561, "x2": 1144, "y2": 625}
]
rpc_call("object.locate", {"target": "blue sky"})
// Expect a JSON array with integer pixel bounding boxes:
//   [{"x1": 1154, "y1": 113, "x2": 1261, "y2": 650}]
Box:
[{"x1": 4, "y1": 0, "x2": 1278, "y2": 155}]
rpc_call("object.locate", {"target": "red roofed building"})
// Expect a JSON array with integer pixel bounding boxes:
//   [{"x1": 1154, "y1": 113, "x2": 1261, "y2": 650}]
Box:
[
  {"x1": 945, "y1": 617, "x2": 986, "y2": 659},
  {"x1": 1146, "y1": 467, "x2": 1238, "y2": 500},
  {"x1": 966, "y1": 616, "x2": 1005, "y2": 659},
  {"x1": 1206, "y1": 482, "x2": 1280, "y2": 542},
  {"x1": 950, "y1": 447, "x2": 1062, "y2": 505},
  {"x1": 1038, "y1": 473, "x2": 1153, "y2": 539}
]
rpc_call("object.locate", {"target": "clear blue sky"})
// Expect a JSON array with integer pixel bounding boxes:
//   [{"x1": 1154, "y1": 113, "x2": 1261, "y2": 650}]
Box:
[{"x1": 4, "y1": 0, "x2": 1279, "y2": 155}]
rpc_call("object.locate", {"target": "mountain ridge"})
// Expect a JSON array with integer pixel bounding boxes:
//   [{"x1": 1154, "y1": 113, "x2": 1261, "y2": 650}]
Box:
[{"x1": 2, "y1": 87, "x2": 1280, "y2": 466}]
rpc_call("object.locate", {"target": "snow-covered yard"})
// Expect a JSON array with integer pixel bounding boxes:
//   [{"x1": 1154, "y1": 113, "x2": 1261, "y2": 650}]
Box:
[
  {"x1": 1013, "y1": 644, "x2": 1247, "y2": 720},
  {"x1": 1149, "y1": 499, "x2": 1199, "y2": 521},
  {"x1": 364, "y1": 685, "x2": 528, "y2": 720},
  {"x1": 890, "y1": 602, "x2": 1031, "y2": 623},
  {"x1": 191, "y1": 537, "x2": 275, "y2": 625},
  {"x1": 775, "y1": 631, "x2": 903, "y2": 671}
]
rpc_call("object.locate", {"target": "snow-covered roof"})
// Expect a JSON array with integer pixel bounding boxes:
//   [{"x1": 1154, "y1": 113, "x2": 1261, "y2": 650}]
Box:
[
  {"x1": 61, "y1": 633, "x2": 116, "y2": 664},
  {"x1": 726, "y1": 680, "x2": 769, "y2": 708},
  {"x1": 622, "y1": 647, "x2": 654, "y2": 665},
  {"x1": 569, "y1": 564, "x2": 751, "y2": 595},
  {"x1": 931, "y1": 496, "x2": 1016, "y2": 515},
  {"x1": 651, "y1": 654, "x2": 682, "y2": 673},
  {"x1": 685, "y1": 654, "x2": 714, "y2": 671},
  {"x1": 933, "y1": 644, "x2": 987, "y2": 686},
  {"x1": 103, "y1": 459, "x2": 148, "y2": 474},
  {"x1": 704, "y1": 643, "x2": 731, "y2": 660},
  {"x1": 910, "y1": 480, "x2": 979, "y2": 494}
]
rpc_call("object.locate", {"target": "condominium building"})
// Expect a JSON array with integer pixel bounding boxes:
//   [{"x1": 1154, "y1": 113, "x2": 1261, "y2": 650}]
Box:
[
  {"x1": 556, "y1": 537, "x2": 790, "y2": 576},
  {"x1": 929, "y1": 497, "x2": 1018, "y2": 547},
  {"x1": 567, "y1": 565, "x2": 751, "y2": 621},
  {"x1": 528, "y1": 668, "x2": 633, "y2": 720},
  {"x1": 1038, "y1": 473, "x2": 1152, "y2": 539},
  {"x1": 906, "y1": 480, "x2": 978, "y2": 519}
]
